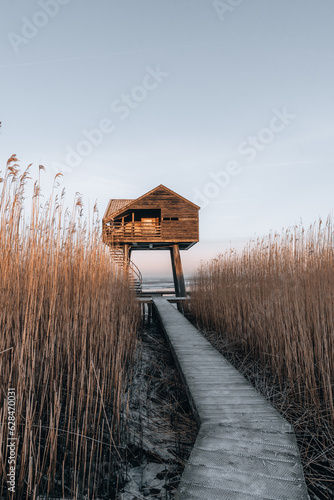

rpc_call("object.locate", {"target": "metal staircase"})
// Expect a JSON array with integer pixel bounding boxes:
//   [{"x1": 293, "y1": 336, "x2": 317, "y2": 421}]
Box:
[{"x1": 110, "y1": 245, "x2": 142, "y2": 294}]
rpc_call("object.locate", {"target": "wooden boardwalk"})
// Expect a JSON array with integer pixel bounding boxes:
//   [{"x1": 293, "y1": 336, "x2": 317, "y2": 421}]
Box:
[{"x1": 152, "y1": 296, "x2": 310, "y2": 500}]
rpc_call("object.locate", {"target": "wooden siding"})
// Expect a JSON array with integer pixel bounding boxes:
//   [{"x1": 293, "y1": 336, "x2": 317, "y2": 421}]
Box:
[
  {"x1": 103, "y1": 186, "x2": 199, "y2": 246},
  {"x1": 122, "y1": 189, "x2": 198, "y2": 242}
]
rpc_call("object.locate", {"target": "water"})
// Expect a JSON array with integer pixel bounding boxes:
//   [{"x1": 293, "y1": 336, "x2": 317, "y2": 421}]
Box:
[
  {"x1": 141, "y1": 277, "x2": 193, "y2": 291},
  {"x1": 142, "y1": 277, "x2": 174, "y2": 290}
]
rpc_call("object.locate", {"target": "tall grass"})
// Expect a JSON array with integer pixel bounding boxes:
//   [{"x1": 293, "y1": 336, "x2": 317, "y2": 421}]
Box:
[
  {"x1": 0, "y1": 156, "x2": 139, "y2": 498},
  {"x1": 191, "y1": 218, "x2": 334, "y2": 497}
]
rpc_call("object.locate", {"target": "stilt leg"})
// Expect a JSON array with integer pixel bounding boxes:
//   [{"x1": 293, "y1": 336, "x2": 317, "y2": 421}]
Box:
[
  {"x1": 170, "y1": 244, "x2": 186, "y2": 312},
  {"x1": 170, "y1": 246, "x2": 180, "y2": 297}
]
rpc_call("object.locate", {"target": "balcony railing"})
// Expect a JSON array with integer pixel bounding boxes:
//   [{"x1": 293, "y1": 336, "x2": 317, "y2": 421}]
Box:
[{"x1": 103, "y1": 221, "x2": 162, "y2": 241}]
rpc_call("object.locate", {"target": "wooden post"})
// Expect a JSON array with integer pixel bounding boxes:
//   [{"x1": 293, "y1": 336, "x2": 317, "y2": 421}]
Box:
[
  {"x1": 124, "y1": 244, "x2": 130, "y2": 272},
  {"x1": 170, "y1": 246, "x2": 180, "y2": 297},
  {"x1": 170, "y1": 244, "x2": 186, "y2": 298}
]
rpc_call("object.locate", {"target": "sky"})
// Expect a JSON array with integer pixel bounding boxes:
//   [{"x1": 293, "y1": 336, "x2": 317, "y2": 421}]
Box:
[{"x1": 1, "y1": 0, "x2": 334, "y2": 277}]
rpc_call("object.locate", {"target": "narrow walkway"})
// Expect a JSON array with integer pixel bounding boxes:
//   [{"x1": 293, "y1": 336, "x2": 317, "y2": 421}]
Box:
[{"x1": 152, "y1": 296, "x2": 309, "y2": 500}]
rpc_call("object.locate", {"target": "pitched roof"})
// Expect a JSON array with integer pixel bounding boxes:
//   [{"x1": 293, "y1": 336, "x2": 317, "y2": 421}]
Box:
[
  {"x1": 104, "y1": 185, "x2": 200, "y2": 220},
  {"x1": 103, "y1": 199, "x2": 133, "y2": 219}
]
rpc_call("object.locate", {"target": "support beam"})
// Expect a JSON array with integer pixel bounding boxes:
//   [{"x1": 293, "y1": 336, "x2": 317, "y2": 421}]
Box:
[
  {"x1": 170, "y1": 244, "x2": 186, "y2": 298},
  {"x1": 170, "y1": 247, "x2": 180, "y2": 297},
  {"x1": 124, "y1": 244, "x2": 130, "y2": 270}
]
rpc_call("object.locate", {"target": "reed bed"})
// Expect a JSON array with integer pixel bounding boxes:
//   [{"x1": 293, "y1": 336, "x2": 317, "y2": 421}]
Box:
[
  {"x1": 0, "y1": 156, "x2": 139, "y2": 499},
  {"x1": 191, "y1": 218, "x2": 334, "y2": 498}
]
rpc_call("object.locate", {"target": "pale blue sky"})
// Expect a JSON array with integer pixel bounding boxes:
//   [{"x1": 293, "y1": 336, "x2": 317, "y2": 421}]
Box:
[{"x1": 1, "y1": 0, "x2": 334, "y2": 276}]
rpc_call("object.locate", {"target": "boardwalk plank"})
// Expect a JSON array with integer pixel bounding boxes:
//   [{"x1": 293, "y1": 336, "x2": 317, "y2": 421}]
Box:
[{"x1": 152, "y1": 295, "x2": 309, "y2": 500}]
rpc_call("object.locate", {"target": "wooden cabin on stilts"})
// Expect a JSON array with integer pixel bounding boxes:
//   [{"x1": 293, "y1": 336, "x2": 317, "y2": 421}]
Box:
[{"x1": 102, "y1": 185, "x2": 200, "y2": 296}]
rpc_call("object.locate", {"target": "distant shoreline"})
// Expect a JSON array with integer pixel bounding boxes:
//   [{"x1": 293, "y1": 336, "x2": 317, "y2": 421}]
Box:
[{"x1": 141, "y1": 276, "x2": 194, "y2": 290}]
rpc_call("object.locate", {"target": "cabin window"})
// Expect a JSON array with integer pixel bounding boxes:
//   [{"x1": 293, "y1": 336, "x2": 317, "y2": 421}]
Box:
[
  {"x1": 171, "y1": 217, "x2": 178, "y2": 221},
  {"x1": 163, "y1": 217, "x2": 170, "y2": 221}
]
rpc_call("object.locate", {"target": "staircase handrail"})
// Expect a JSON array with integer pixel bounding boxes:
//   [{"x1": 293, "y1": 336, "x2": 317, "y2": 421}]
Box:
[
  {"x1": 109, "y1": 245, "x2": 142, "y2": 293},
  {"x1": 129, "y1": 259, "x2": 142, "y2": 291}
]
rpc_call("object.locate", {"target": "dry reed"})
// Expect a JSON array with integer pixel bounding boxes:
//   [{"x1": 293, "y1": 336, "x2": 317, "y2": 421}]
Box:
[
  {"x1": 0, "y1": 156, "x2": 139, "y2": 498},
  {"x1": 191, "y1": 218, "x2": 334, "y2": 498}
]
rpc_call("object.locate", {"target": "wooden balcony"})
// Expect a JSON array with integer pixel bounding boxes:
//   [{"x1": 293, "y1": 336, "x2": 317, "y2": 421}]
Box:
[{"x1": 103, "y1": 220, "x2": 162, "y2": 243}]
